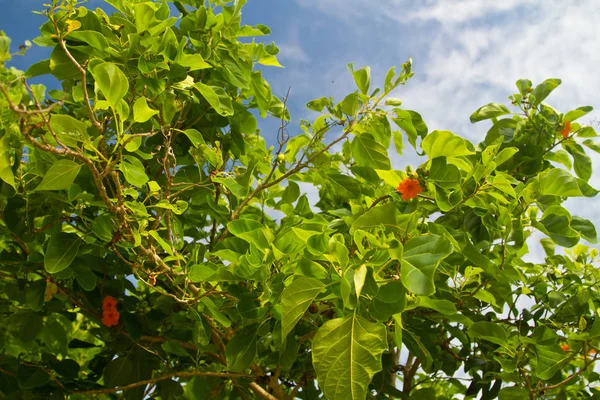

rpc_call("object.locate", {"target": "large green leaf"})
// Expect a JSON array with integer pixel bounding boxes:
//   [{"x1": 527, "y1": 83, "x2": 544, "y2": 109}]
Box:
[
  {"x1": 35, "y1": 160, "x2": 81, "y2": 191},
  {"x1": 421, "y1": 130, "x2": 474, "y2": 159},
  {"x1": 429, "y1": 157, "x2": 461, "y2": 188},
  {"x1": 401, "y1": 235, "x2": 453, "y2": 296},
  {"x1": 539, "y1": 168, "x2": 597, "y2": 198},
  {"x1": 91, "y1": 62, "x2": 129, "y2": 109},
  {"x1": 351, "y1": 133, "x2": 391, "y2": 170},
  {"x1": 49, "y1": 114, "x2": 87, "y2": 146},
  {"x1": 534, "y1": 344, "x2": 572, "y2": 380},
  {"x1": 564, "y1": 141, "x2": 592, "y2": 182},
  {"x1": 470, "y1": 103, "x2": 511, "y2": 123},
  {"x1": 281, "y1": 277, "x2": 325, "y2": 339},
  {"x1": 468, "y1": 321, "x2": 508, "y2": 347},
  {"x1": 44, "y1": 233, "x2": 80, "y2": 274},
  {"x1": 225, "y1": 324, "x2": 258, "y2": 371},
  {"x1": 312, "y1": 314, "x2": 387, "y2": 400},
  {"x1": 531, "y1": 78, "x2": 561, "y2": 107},
  {"x1": 352, "y1": 202, "x2": 397, "y2": 229},
  {"x1": 564, "y1": 105, "x2": 593, "y2": 122},
  {"x1": 0, "y1": 134, "x2": 15, "y2": 189}
]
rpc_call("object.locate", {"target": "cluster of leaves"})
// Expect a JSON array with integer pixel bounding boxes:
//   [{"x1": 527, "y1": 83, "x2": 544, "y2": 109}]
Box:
[{"x1": 1, "y1": 0, "x2": 600, "y2": 399}]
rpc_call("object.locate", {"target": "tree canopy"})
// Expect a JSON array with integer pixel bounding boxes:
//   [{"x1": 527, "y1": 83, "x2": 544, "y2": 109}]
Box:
[{"x1": 1, "y1": 1, "x2": 600, "y2": 399}]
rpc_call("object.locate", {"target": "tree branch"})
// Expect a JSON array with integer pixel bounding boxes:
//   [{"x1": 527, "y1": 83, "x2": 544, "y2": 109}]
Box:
[{"x1": 74, "y1": 371, "x2": 249, "y2": 395}]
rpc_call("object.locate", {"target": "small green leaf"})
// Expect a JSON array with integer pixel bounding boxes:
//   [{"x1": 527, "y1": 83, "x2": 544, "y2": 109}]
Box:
[
  {"x1": 347, "y1": 63, "x2": 370, "y2": 95},
  {"x1": 120, "y1": 155, "x2": 149, "y2": 187},
  {"x1": 193, "y1": 82, "x2": 234, "y2": 117},
  {"x1": 133, "y1": 97, "x2": 159, "y2": 123},
  {"x1": 470, "y1": 103, "x2": 511, "y2": 123}
]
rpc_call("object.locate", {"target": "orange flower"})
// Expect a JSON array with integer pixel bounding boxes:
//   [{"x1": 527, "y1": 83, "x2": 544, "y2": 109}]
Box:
[
  {"x1": 561, "y1": 343, "x2": 569, "y2": 351},
  {"x1": 559, "y1": 121, "x2": 571, "y2": 139},
  {"x1": 101, "y1": 308, "x2": 120, "y2": 327},
  {"x1": 102, "y1": 295, "x2": 118, "y2": 311},
  {"x1": 396, "y1": 178, "x2": 422, "y2": 201}
]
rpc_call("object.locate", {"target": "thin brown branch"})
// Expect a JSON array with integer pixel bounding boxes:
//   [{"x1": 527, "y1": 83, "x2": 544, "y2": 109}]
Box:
[
  {"x1": 249, "y1": 382, "x2": 279, "y2": 400},
  {"x1": 74, "y1": 371, "x2": 249, "y2": 395}
]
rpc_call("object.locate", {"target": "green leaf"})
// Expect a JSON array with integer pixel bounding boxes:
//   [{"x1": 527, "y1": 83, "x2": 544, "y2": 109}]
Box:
[
  {"x1": 351, "y1": 133, "x2": 391, "y2": 170},
  {"x1": 17, "y1": 365, "x2": 51, "y2": 389},
  {"x1": 370, "y1": 281, "x2": 406, "y2": 321},
  {"x1": 470, "y1": 103, "x2": 511, "y2": 123},
  {"x1": 133, "y1": 97, "x2": 159, "y2": 123},
  {"x1": 421, "y1": 130, "x2": 474, "y2": 159},
  {"x1": 312, "y1": 314, "x2": 387, "y2": 400},
  {"x1": 429, "y1": 157, "x2": 461, "y2": 189},
  {"x1": 468, "y1": 321, "x2": 508, "y2": 347},
  {"x1": 565, "y1": 106, "x2": 593, "y2": 122},
  {"x1": 401, "y1": 235, "x2": 453, "y2": 296},
  {"x1": 352, "y1": 202, "x2": 397, "y2": 229},
  {"x1": 44, "y1": 233, "x2": 81, "y2": 274},
  {"x1": 0, "y1": 134, "x2": 16, "y2": 189},
  {"x1": 494, "y1": 147, "x2": 519, "y2": 166},
  {"x1": 416, "y1": 296, "x2": 457, "y2": 315},
  {"x1": 35, "y1": 160, "x2": 81, "y2": 191},
  {"x1": 182, "y1": 129, "x2": 206, "y2": 148},
  {"x1": 531, "y1": 78, "x2": 561, "y2": 107},
  {"x1": 193, "y1": 82, "x2": 234, "y2": 117},
  {"x1": 281, "y1": 277, "x2": 325, "y2": 339},
  {"x1": 120, "y1": 155, "x2": 149, "y2": 187},
  {"x1": 498, "y1": 387, "x2": 529, "y2": 400},
  {"x1": 67, "y1": 30, "x2": 109, "y2": 51},
  {"x1": 250, "y1": 71, "x2": 272, "y2": 118},
  {"x1": 539, "y1": 168, "x2": 597, "y2": 198},
  {"x1": 571, "y1": 216, "x2": 598, "y2": 243},
  {"x1": 91, "y1": 62, "x2": 129, "y2": 109},
  {"x1": 49, "y1": 114, "x2": 88, "y2": 146},
  {"x1": 103, "y1": 357, "x2": 134, "y2": 388},
  {"x1": 347, "y1": 63, "x2": 370, "y2": 95},
  {"x1": 583, "y1": 139, "x2": 600, "y2": 154},
  {"x1": 564, "y1": 141, "x2": 592, "y2": 182},
  {"x1": 534, "y1": 344, "x2": 571, "y2": 380},
  {"x1": 225, "y1": 324, "x2": 258, "y2": 371}
]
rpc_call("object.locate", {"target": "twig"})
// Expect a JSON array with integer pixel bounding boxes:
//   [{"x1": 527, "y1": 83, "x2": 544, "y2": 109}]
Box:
[{"x1": 74, "y1": 371, "x2": 249, "y2": 395}]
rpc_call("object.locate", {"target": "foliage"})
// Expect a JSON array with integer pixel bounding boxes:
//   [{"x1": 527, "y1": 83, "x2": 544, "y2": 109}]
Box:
[{"x1": 1, "y1": 1, "x2": 600, "y2": 399}]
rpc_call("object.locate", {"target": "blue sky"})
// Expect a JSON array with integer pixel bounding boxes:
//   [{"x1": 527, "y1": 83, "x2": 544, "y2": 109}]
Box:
[{"x1": 3, "y1": 0, "x2": 600, "y2": 254}]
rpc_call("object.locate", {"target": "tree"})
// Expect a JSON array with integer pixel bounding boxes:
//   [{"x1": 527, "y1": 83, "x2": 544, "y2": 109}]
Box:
[{"x1": 0, "y1": 1, "x2": 599, "y2": 399}]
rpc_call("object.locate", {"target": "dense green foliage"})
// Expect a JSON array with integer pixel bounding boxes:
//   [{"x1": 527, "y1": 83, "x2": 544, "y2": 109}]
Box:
[{"x1": 1, "y1": 1, "x2": 600, "y2": 399}]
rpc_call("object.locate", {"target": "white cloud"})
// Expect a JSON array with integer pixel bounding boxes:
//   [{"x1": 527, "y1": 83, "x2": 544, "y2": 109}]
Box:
[{"x1": 277, "y1": 43, "x2": 311, "y2": 63}]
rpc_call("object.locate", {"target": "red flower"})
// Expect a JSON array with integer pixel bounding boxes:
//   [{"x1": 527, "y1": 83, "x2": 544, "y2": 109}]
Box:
[
  {"x1": 560, "y1": 121, "x2": 571, "y2": 139},
  {"x1": 101, "y1": 308, "x2": 120, "y2": 327},
  {"x1": 102, "y1": 295, "x2": 118, "y2": 311},
  {"x1": 396, "y1": 178, "x2": 423, "y2": 201}
]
